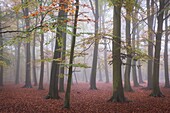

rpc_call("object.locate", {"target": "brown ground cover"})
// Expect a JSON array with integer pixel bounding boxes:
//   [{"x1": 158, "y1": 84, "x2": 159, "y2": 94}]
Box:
[{"x1": 0, "y1": 83, "x2": 170, "y2": 113}]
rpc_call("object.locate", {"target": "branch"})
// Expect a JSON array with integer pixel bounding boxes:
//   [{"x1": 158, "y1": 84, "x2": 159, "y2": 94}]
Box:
[
  {"x1": 0, "y1": 26, "x2": 10, "y2": 30},
  {"x1": 88, "y1": 0, "x2": 95, "y2": 16}
]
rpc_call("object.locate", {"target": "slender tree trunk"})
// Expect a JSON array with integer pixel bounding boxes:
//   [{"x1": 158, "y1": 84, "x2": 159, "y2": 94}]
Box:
[
  {"x1": 22, "y1": 0, "x2": 32, "y2": 88},
  {"x1": 132, "y1": 61, "x2": 140, "y2": 87},
  {"x1": 132, "y1": 6, "x2": 140, "y2": 87},
  {"x1": 164, "y1": 10, "x2": 170, "y2": 88},
  {"x1": 15, "y1": 14, "x2": 21, "y2": 84},
  {"x1": 150, "y1": 0, "x2": 165, "y2": 97},
  {"x1": 59, "y1": 6, "x2": 68, "y2": 92},
  {"x1": 64, "y1": 0, "x2": 79, "y2": 108},
  {"x1": 108, "y1": 2, "x2": 126, "y2": 102},
  {"x1": 38, "y1": 33, "x2": 44, "y2": 90},
  {"x1": 102, "y1": 4, "x2": 109, "y2": 83},
  {"x1": 38, "y1": 0, "x2": 45, "y2": 90},
  {"x1": 147, "y1": 0, "x2": 154, "y2": 89},
  {"x1": 137, "y1": 25, "x2": 144, "y2": 83},
  {"x1": 83, "y1": 43, "x2": 88, "y2": 82},
  {"x1": 32, "y1": 12, "x2": 38, "y2": 86},
  {"x1": 0, "y1": 7, "x2": 3, "y2": 86},
  {"x1": 90, "y1": 0, "x2": 99, "y2": 90},
  {"x1": 98, "y1": 58, "x2": 103, "y2": 81},
  {"x1": 124, "y1": 8, "x2": 133, "y2": 92}
]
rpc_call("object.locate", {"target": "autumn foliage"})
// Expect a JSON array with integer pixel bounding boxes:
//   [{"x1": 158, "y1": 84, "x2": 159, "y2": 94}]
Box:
[{"x1": 1, "y1": 83, "x2": 170, "y2": 112}]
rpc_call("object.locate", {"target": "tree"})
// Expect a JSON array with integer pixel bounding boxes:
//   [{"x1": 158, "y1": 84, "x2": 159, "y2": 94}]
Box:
[
  {"x1": 108, "y1": 0, "x2": 126, "y2": 102},
  {"x1": 15, "y1": 13, "x2": 21, "y2": 85},
  {"x1": 38, "y1": 0, "x2": 45, "y2": 90},
  {"x1": 150, "y1": 0, "x2": 165, "y2": 97},
  {"x1": 64, "y1": 0, "x2": 79, "y2": 108},
  {"x1": 164, "y1": 9, "x2": 170, "y2": 88},
  {"x1": 89, "y1": 0, "x2": 99, "y2": 90},
  {"x1": 45, "y1": 2, "x2": 67, "y2": 99},
  {"x1": 0, "y1": 6, "x2": 3, "y2": 86},
  {"x1": 59, "y1": 2, "x2": 68, "y2": 93},
  {"x1": 146, "y1": 0, "x2": 154, "y2": 89},
  {"x1": 32, "y1": 2, "x2": 38, "y2": 86},
  {"x1": 22, "y1": 0, "x2": 32, "y2": 88},
  {"x1": 132, "y1": 3, "x2": 140, "y2": 87},
  {"x1": 137, "y1": 26, "x2": 144, "y2": 84},
  {"x1": 124, "y1": 0, "x2": 133, "y2": 92}
]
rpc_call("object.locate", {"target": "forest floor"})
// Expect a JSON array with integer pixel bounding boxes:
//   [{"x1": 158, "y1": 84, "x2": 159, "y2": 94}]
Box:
[{"x1": 0, "y1": 82, "x2": 170, "y2": 113}]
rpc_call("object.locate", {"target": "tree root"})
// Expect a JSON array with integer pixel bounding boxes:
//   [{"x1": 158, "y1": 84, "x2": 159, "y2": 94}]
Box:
[
  {"x1": 107, "y1": 96, "x2": 129, "y2": 103},
  {"x1": 149, "y1": 92, "x2": 165, "y2": 97},
  {"x1": 22, "y1": 85, "x2": 32, "y2": 88},
  {"x1": 45, "y1": 95, "x2": 61, "y2": 99}
]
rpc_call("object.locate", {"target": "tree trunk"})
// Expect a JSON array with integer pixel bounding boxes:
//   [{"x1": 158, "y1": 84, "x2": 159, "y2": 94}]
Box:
[
  {"x1": 38, "y1": 33, "x2": 44, "y2": 90},
  {"x1": 38, "y1": 0, "x2": 45, "y2": 90},
  {"x1": 22, "y1": 0, "x2": 32, "y2": 88},
  {"x1": 164, "y1": 10, "x2": 170, "y2": 88},
  {"x1": 0, "y1": 7, "x2": 3, "y2": 86},
  {"x1": 46, "y1": 1, "x2": 67, "y2": 98},
  {"x1": 147, "y1": 0, "x2": 154, "y2": 89},
  {"x1": 150, "y1": 0, "x2": 165, "y2": 97},
  {"x1": 15, "y1": 14, "x2": 21, "y2": 85},
  {"x1": 137, "y1": 60, "x2": 144, "y2": 83},
  {"x1": 90, "y1": 0, "x2": 99, "y2": 90},
  {"x1": 98, "y1": 58, "x2": 103, "y2": 81},
  {"x1": 108, "y1": 2, "x2": 126, "y2": 102},
  {"x1": 137, "y1": 25, "x2": 144, "y2": 83},
  {"x1": 32, "y1": 11, "x2": 38, "y2": 86},
  {"x1": 59, "y1": 6, "x2": 68, "y2": 92},
  {"x1": 132, "y1": 60, "x2": 140, "y2": 87},
  {"x1": 132, "y1": 6, "x2": 140, "y2": 87},
  {"x1": 124, "y1": 7, "x2": 133, "y2": 92},
  {"x1": 102, "y1": 4, "x2": 109, "y2": 83},
  {"x1": 64, "y1": 0, "x2": 79, "y2": 108}
]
